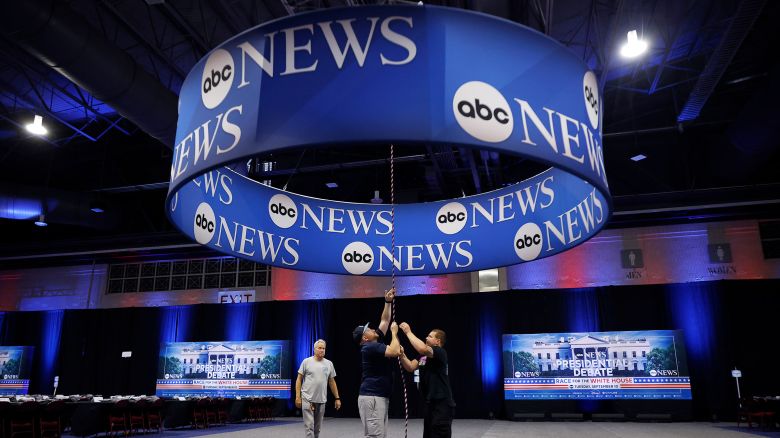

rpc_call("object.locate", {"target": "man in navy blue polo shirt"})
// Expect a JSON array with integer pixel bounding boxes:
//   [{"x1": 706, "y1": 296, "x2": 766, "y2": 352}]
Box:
[{"x1": 352, "y1": 288, "x2": 401, "y2": 438}]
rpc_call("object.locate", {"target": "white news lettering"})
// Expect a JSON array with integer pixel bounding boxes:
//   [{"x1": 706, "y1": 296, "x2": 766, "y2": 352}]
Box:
[
  {"x1": 469, "y1": 176, "x2": 555, "y2": 227},
  {"x1": 543, "y1": 188, "x2": 604, "y2": 251},
  {"x1": 299, "y1": 203, "x2": 393, "y2": 235},
  {"x1": 191, "y1": 170, "x2": 234, "y2": 205},
  {"x1": 513, "y1": 98, "x2": 606, "y2": 186},
  {"x1": 172, "y1": 105, "x2": 243, "y2": 182},
  {"x1": 376, "y1": 240, "x2": 473, "y2": 272},
  {"x1": 236, "y1": 15, "x2": 416, "y2": 86},
  {"x1": 214, "y1": 217, "x2": 300, "y2": 265}
]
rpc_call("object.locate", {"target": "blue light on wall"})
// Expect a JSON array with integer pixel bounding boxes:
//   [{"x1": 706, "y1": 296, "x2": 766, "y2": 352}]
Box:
[
  {"x1": 478, "y1": 298, "x2": 501, "y2": 415},
  {"x1": 667, "y1": 282, "x2": 718, "y2": 362},
  {"x1": 225, "y1": 303, "x2": 255, "y2": 341},
  {"x1": 0, "y1": 197, "x2": 41, "y2": 220},
  {"x1": 290, "y1": 300, "x2": 327, "y2": 410},
  {"x1": 293, "y1": 301, "x2": 327, "y2": 372},
  {"x1": 565, "y1": 289, "x2": 600, "y2": 413},
  {"x1": 160, "y1": 306, "x2": 192, "y2": 344},
  {"x1": 40, "y1": 310, "x2": 64, "y2": 394},
  {"x1": 567, "y1": 288, "x2": 600, "y2": 332}
]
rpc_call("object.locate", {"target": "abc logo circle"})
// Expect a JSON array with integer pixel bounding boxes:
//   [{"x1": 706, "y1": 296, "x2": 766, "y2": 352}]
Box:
[
  {"x1": 514, "y1": 222, "x2": 543, "y2": 261},
  {"x1": 435, "y1": 202, "x2": 467, "y2": 235},
  {"x1": 342, "y1": 241, "x2": 374, "y2": 275},
  {"x1": 453, "y1": 81, "x2": 513, "y2": 143},
  {"x1": 649, "y1": 370, "x2": 658, "y2": 377},
  {"x1": 201, "y1": 49, "x2": 234, "y2": 109},
  {"x1": 268, "y1": 194, "x2": 297, "y2": 229},
  {"x1": 583, "y1": 71, "x2": 600, "y2": 130},
  {"x1": 194, "y1": 202, "x2": 216, "y2": 244}
]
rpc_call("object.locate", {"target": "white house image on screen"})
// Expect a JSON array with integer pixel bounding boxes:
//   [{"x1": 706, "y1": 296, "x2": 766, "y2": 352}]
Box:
[
  {"x1": 532, "y1": 335, "x2": 650, "y2": 372},
  {"x1": 0, "y1": 350, "x2": 10, "y2": 369},
  {"x1": 179, "y1": 344, "x2": 267, "y2": 375}
]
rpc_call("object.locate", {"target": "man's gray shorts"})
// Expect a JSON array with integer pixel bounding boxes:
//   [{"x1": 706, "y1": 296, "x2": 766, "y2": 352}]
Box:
[{"x1": 358, "y1": 395, "x2": 389, "y2": 438}]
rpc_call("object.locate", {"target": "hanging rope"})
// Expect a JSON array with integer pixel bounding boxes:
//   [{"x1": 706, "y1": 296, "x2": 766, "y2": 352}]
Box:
[
  {"x1": 390, "y1": 143, "x2": 397, "y2": 291},
  {"x1": 389, "y1": 143, "x2": 409, "y2": 438}
]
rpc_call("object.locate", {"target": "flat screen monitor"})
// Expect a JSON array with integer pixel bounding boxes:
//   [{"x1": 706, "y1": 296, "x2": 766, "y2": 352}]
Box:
[
  {"x1": 0, "y1": 346, "x2": 34, "y2": 395},
  {"x1": 503, "y1": 330, "x2": 691, "y2": 400},
  {"x1": 156, "y1": 340, "x2": 290, "y2": 398}
]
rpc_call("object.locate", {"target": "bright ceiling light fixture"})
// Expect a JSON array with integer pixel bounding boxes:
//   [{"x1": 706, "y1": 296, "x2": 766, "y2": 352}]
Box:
[
  {"x1": 25, "y1": 114, "x2": 48, "y2": 136},
  {"x1": 631, "y1": 154, "x2": 647, "y2": 162},
  {"x1": 620, "y1": 30, "x2": 648, "y2": 58}
]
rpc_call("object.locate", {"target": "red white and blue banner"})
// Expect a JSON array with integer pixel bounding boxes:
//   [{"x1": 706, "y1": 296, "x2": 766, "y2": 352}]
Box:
[
  {"x1": 0, "y1": 346, "x2": 34, "y2": 395},
  {"x1": 156, "y1": 340, "x2": 290, "y2": 398},
  {"x1": 503, "y1": 330, "x2": 691, "y2": 400}
]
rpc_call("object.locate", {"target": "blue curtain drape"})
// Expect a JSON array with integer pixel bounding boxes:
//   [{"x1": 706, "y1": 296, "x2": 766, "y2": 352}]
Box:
[
  {"x1": 159, "y1": 305, "x2": 193, "y2": 344},
  {"x1": 477, "y1": 296, "x2": 502, "y2": 416},
  {"x1": 225, "y1": 303, "x2": 255, "y2": 342},
  {"x1": 293, "y1": 300, "x2": 328, "y2": 368},
  {"x1": 39, "y1": 310, "x2": 64, "y2": 394},
  {"x1": 566, "y1": 288, "x2": 600, "y2": 332}
]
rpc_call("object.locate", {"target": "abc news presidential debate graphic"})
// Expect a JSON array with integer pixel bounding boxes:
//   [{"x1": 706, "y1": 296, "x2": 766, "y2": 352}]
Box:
[
  {"x1": 156, "y1": 341, "x2": 290, "y2": 398},
  {"x1": 0, "y1": 346, "x2": 34, "y2": 395},
  {"x1": 503, "y1": 330, "x2": 691, "y2": 400}
]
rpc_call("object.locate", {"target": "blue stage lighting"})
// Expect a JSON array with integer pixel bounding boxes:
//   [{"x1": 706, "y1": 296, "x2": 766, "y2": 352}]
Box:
[{"x1": 40, "y1": 310, "x2": 64, "y2": 394}]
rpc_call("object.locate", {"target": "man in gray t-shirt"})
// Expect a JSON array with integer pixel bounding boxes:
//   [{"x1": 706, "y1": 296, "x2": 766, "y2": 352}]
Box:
[{"x1": 296, "y1": 339, "x2": 341, "y2": 438}]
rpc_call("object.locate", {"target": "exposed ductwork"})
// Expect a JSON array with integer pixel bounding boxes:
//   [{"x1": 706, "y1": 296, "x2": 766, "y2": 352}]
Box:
[{"x1": 0, "y1": 0, "x2": 178, "y2": 147}]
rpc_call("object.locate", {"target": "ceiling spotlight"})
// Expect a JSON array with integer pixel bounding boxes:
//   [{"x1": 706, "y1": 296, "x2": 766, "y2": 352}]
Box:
[
  {"x1": 34, "y1": 213, "x2": 48, "y2": 227},
  {"x1": 631, "y1": 154, "x2": 647, "y2": 162},
  {"x1": 25, "y1": 114, "x2": 48, "y2": 136},
  {"x1": 620, "y1": 30, "x2": 648, "y2": 59},
  {"x1": 370, "y1": 190, "x2": 383, "y2": 204},
  {"x1": 325, "y1": 182, "x2": 338, "y2": 188}
]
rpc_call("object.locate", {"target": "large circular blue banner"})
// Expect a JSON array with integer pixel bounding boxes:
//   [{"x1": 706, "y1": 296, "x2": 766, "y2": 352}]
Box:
[{"x1": 167, "y1": 5, "x2": 611, "y2": 276}]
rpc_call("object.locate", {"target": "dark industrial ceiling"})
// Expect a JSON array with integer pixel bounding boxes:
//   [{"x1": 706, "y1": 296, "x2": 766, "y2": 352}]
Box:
[{"x1": 1, "y1": 0, "x2": 778, "y2": 264}]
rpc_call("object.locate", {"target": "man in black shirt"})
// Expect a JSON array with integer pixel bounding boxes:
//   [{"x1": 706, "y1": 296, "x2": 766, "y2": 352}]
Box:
[{"x1": 399, "y1": 322, "x2": 455, "y2": 438}]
